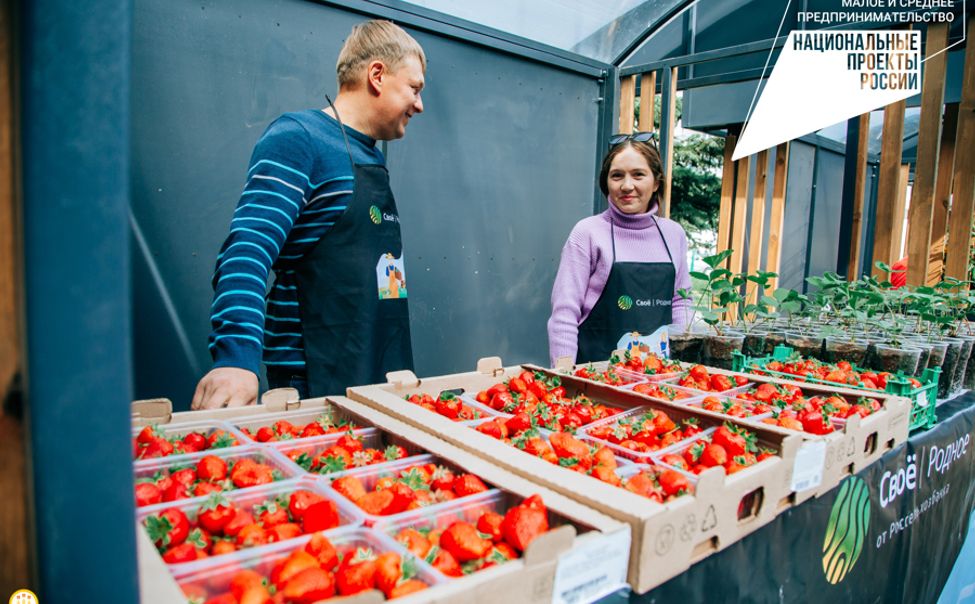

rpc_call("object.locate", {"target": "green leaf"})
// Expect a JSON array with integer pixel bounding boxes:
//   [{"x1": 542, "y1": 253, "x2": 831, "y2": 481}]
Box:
[{"x1": 703, "y1": 249, "x2": 734, "y2": 268}]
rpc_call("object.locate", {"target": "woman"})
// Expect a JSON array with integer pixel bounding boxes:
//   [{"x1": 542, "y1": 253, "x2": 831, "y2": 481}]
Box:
[{"x1": 548, "y1": 135, "x2": 692, "y2": 365}]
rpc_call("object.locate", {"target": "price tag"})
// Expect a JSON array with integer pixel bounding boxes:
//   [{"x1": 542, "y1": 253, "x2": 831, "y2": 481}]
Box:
[
  {"x1": 552, "y1": 527, "x2": 631, "y2": 604},
  {"x1": 791, "y1": 440, "x2": 827, "y2": 492}
]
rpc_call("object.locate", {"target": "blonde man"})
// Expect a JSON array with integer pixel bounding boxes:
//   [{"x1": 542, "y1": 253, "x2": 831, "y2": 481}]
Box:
[{"x1": 194, "y1": 20, "x2": 425, "y2": 409}]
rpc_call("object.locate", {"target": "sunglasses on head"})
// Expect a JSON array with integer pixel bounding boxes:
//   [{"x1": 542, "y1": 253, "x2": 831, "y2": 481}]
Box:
[{"x1": 609, "y1": 131, "x2": 657, "y2": 147}]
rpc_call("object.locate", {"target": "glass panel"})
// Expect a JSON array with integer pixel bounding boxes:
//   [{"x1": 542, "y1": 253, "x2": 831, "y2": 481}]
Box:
[{"x1": 401, "y1": 0, "x2": 689, "y2": 62}]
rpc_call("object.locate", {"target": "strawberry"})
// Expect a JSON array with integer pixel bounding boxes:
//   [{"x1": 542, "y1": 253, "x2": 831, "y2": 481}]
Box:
[
  {"x1": 161, "y1": 542, "x2": 199, "y2": 564},
  {"x1": 267, "y1": 522, "x2": 302, "y2": 543},
  {"x1": 229, "y1": 569, "x2": 264, "y2": 600},
  {"x1": 136, "y1": 425, "x2": 158, "y2": 445},
  {"x1": 301, "y1": 500, "x2": 340, "y2": 533},
  {"x1": 230, "y1": 458, "x2": 275, "y2": 488},
  {"x1": 440, "y1": 522, "x2": 492, "y2": 562},
  {"x1": 235, "y1": 523, "x2": 267, "y2": 547},
  {"x1": 452, "y1": 474, "x2": 488, "y2": 497},
  {"x1": 304, "y1": 532, "x2": 339, "y2": 571},
  {"x1": 476, "y1": 511, "x2": 504, "y2": 542},
  {"x1": 146, "y1": 508, "x2": 189, "y2": 548},
  {"x1": 286, "y1": 489, "x2": 325, "y2": 521},
  {"x1": 357, "y1": 489, "x2": 396, "y2": 516},
  {"x1": 171, "y1": 468, "x2": 196, "y2": 486},
  {"x1": 395, "y1": 528, "x2": 432, "y2": 558},
  {"x1": 427, "y1": 547, "x2": 463, "y2": 577},
  {"x1": 699, "y1": 444, "x2": 728, "y2": 468},
  {"x1": 257, "y1": 501, "x2": 289, "y2": 527},
  {"x1": 282, "y1": 567, "x2": 336, "y2": 603},
  {"x1": 135, "y1": 482, "x2": 162, "y2": 507},
  {"x1": 197, "y1": 495, "x2": 236, "y2": 534},
  {"x1": 181, "y1": 432, "x2": 207, "y2": 453},
  {"x1": 389, "y1": 579, "x2": 428, "y2": 598},
  {"x1": 374, "y1": 551, "x2": 403, "y2": 597},
  {"x1": 430, "y1": 466, "x2": 456, "y2": 491},
  {"x1": 196, "y1": 455, "x2": 228, "y2": 482},
  {"x1": 272, "y1": 549, "x2": 320, "y2": 589},
  {"x1": 206, "y1": 429, "x2": 237, "y2": 449},
  {"x1": 658, "y1": 470, "x2": 691, "y2": 496},
  {"x1": 501, "y1": 504, "x2": 549, "y2": 553},
  {"x1": 712, "y1": 424, "x2": 751, "y2": 456},
  {"x1": 221, "y1": 509, "x2": 254, "y2": 538},
  {"x1": 336, "y1": 553, "x2": 377, "y2": 596}
]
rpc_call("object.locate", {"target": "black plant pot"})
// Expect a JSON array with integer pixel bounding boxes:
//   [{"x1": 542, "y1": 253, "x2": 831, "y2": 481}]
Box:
[
  {"x1": 702, "y1": 333, "x2": 745, "y2": 370},
  {"x1": 670, "y1": 331, "x2": 704, "y2": 364}
]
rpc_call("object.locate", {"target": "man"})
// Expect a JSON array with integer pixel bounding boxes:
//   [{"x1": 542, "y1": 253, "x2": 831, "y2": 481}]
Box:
[{"x1": 192, "y1": 20, "x2": 425, "y2": 409}]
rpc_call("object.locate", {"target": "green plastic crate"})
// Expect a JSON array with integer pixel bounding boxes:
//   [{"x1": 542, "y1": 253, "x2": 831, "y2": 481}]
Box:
[{"x1": 731, "y1": 344, "x2": 940, "y2": 431}]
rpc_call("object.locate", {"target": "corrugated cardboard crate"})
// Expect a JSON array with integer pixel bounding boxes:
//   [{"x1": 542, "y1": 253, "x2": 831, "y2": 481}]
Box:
[
  {"x1": 555, "y1": 357, "x2": 912, "y2": 496},
  {"x1": 133, "y1": 395, "x2": 629, "y2": 604},
  {"x1": 348, "y1": 358, "x2": 810, "y2": 593}
]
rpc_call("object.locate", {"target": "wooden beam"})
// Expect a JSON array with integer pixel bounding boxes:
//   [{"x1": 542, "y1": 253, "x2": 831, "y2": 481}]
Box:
[
  {"x1": 906, "y1": 22, "x2": 949, "y2": 286},
  {"x1": 0, "y1": 0, "x2": 18, "y2": 400},
  {"x1": 926, "y1": 103, "x2": 957, "y2": 285},
  {"x1": 618, "y1": 74, "x2": 636, "y2": 134},
  {"x1": 638, "y1": 71, "x2": 656, "y2": 133},
  {"x1": 846, "y1": 113, "x2": 871, "y2": 280},
  {"x1": 892, "y1": 164, "x2": 911, "y2": 261},
  {"x1": 766, "y1": 143, "x2": 789, "y2": 293},
  {"x1": 717, "y1": 134, "x2": 737, "y2": 258},
  {"x1": 728, "y1": 155, "x2": 751, "y2": 320},
  {"x1": 659, "y1": 66, "x2": 678, "y2": 218},
  {"x1": 871, "y1": 99, "x2": 907, "y2": 277},
  {"x1": 945, "y1": 15, "x2": 975, "y2": 283},
  {"x1": 746, "y1": 149, "x2": 769, "y2": 312}
]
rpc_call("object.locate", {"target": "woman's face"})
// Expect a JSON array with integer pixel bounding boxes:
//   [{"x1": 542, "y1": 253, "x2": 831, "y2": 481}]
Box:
[{"x1": 607, "y1": 146, "x2": 659, "y2": 215}]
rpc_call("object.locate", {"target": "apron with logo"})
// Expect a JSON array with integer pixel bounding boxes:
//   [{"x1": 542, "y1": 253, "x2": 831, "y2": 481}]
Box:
[
  {"x1": 576, "y1": 215, "x2": 676, "y2": 364},
  {"x1": 293, "y1": 103, "x2": 414, "y2": 396}
]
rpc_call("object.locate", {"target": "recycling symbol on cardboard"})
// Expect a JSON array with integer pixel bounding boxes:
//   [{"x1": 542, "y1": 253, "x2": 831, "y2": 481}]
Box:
[{"x1": 701, "y1": 505, "x2": 718, "y2": 532}]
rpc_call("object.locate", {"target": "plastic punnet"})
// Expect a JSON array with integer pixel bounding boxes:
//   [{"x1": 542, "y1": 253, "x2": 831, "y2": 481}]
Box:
[
  {"x1": 325, "y1": 453, "x2": 502, "y2": 526},
  {"x1": 231, "y1": 408, "x2": 371, "y2": 443},
  {"x1": 138, "y1": 476, "x2": 366, "y2": 571},
  {"x1": 135, "y1": 446, "x2": 302, "y2": 510},
  {"x1": 172, "y1": 527, "x2": 445, "y2": 600},
  {"x1": 133, "y1": 419, "x2": 249, "y2": 465},
  {"x1": 268, "y1": 428, "x2": 425, "y2": 477}
]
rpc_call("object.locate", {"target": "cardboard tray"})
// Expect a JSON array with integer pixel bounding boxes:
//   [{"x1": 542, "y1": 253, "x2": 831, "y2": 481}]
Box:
[
  {"x1": 347, "y1": 358, "x2": 810, "y2": 593},
  {"x1": 554, "y1": 357, "x2": 913, "y2": 497},
  {"x1": 133, "y1": 394, "x2": 629, "y2": 604}
]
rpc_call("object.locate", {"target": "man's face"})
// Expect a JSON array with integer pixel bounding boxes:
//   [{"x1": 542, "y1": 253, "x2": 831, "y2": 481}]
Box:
[{"x1": 373, "y1": 55, "x2": 424, "y2": 140}]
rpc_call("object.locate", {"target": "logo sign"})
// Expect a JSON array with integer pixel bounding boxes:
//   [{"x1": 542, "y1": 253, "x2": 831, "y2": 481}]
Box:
[
  {"x1": 368, "y1": 205, "x2": 382, "y2": 225},
  {"x1": 9, "y1": 590, "x2": 39, "y2": 604},
  {"x1": 822, "y1": 476, "x2": 871, "y2": 584},
  {"x1": 617, "y1": 296, "x2": 633, "y2": 311}
]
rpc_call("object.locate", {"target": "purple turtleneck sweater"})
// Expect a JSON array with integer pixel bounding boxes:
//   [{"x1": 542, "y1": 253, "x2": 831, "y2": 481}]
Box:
[{"x1": 547, "y1": 200, "x2": 692, "y2": 365}]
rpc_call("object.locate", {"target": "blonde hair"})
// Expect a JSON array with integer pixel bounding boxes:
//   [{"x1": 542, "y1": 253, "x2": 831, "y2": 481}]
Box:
[{"x1": 336, "y1": 20, "x2": 426, "y2": 88}]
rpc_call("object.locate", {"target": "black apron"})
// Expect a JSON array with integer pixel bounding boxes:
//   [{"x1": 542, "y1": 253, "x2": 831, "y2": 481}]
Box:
[
  {"x1": 576, "y1": 214, "x2": 676, "y2": 364},
  {"x1": 292, "y1": 102, "x2": 414, "y2": 396}
]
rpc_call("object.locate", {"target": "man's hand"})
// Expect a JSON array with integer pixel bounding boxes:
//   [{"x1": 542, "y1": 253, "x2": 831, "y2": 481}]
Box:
[{"x1": 191, "y1": 367, "x2": 259, "y2": 410}]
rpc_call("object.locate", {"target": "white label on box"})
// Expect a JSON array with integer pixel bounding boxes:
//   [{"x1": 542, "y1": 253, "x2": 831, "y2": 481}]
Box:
[
  {"x1": 917, "y1": 391, "x2": 928, "y2": 407},
  {"x1": 552, "y1": 527, "x2": 631, "y2": 604},
  {"x1": 791, "y1": 440, "x2": 827, "y2": 492}
]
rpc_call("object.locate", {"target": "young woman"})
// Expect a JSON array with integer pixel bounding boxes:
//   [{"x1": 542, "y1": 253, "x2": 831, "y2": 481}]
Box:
[{"x1": 547, "y1": 136, "x2": 692, "y2": 365}]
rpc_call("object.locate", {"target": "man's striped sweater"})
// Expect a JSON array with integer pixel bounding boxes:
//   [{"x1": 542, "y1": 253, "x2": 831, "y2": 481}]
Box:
[{"x1": 208, "y1": 109, "x2": 384, "y2": 375}]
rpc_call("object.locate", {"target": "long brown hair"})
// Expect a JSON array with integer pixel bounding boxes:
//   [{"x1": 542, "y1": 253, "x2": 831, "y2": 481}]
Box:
[{"x1": 598, "y1": 140, "x2": 664, "y2": 203}]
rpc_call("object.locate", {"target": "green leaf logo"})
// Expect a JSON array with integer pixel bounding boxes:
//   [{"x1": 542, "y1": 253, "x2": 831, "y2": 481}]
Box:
[
  {"x1": 369, "y1": 205, "x2": 382, "y2": 225},
  {"x1": 617, "y1": 296, "x2": 633, "y2": 311},
  {"x1": 822, "y1": 476, "x2": 871, "y2": 584}
]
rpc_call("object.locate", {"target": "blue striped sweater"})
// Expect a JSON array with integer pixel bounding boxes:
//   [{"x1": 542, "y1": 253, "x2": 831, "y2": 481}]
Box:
[{"x1": 208, "y1": 110, "x2": 385, "y2": 375}]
